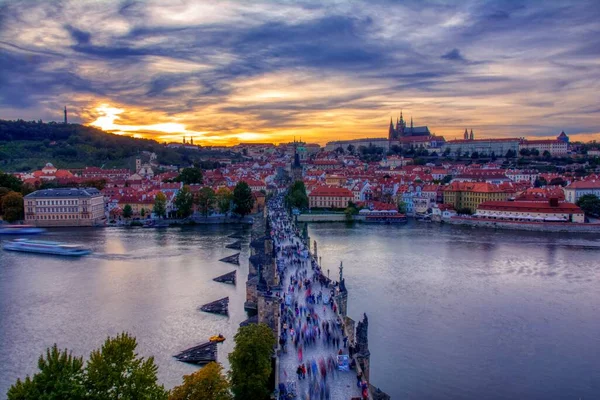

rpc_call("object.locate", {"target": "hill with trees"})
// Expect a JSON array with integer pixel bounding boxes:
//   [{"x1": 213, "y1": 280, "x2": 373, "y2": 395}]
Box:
[{"x1": 0, "y1": 119, "x2": 241, "y2": 172}]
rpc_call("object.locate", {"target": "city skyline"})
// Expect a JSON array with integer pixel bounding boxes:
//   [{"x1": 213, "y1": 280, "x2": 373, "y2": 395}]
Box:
[{"x1": 1, "y1": 0, "x2": 599, "y2": 145}]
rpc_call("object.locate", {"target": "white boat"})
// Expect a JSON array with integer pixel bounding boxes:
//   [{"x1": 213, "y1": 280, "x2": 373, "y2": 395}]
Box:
[
  {"x1": 0, "y1": 225, "x2": 46, "y2": 235},
  {"x1": 3, "y1": 239, "x2": 92, "y2": 256}
]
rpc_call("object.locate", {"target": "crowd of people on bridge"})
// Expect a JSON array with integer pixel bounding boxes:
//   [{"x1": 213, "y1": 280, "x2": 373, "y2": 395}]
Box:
[{"x1": 267, "y1": 196, "x2": 368, "y2": 400}]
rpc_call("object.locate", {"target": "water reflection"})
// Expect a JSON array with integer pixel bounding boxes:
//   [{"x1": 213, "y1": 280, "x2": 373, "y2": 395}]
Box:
[{"x1": 309, "y1": 222, "x2": 600, "y2": 399}]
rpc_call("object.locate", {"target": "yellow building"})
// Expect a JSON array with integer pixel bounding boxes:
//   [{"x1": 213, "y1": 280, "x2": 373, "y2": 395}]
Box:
[
  {"x1": 443, "y1": 182, "x2": 513, "y2": 212},
  {"x1": 24, "y1": 188, "x2": 106, "y2": 227}
]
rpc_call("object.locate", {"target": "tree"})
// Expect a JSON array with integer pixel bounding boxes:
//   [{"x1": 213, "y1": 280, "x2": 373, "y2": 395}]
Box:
[
  {"x1": 2, "y1": 191, "x2": 24, "y2": 222},
  {"x1": 347, "y1": 144, "x2": 355, "y2": 155},
  {"x1": 0, "y1": 186, "x2": 11, "y2": 215},
  {"x1": 491, "y1": 152, "x2": 497, "y2": 161},
  {"x1": 549, "y1": 177, "x2": 566, "y2": 187},
  {"x1": 456, "y1": 207, "x2": 472, "y2": 215},
  {"x1": 7, "y1": 345, "x2": 86, "y2": 400},
  {"x1": 534, "y1": 177, "x2": 547, "y2": 187},
  {"x1": 0, "y1": 171, "x2": 23, "y2": 192},
  {"x1": 169, "y1": 362, "x2": 232, "y2": 400},
  {"x1": 441, "y1": 175, "x2": 453, "y2": 185},
  {"x1": 576, "y1": 194, "x2": 600, "y2": 217},
  {"x1": 86, "y1": 333, "x2": 167, "y2": 400},
  {"x1": 140, "y1": 208, "x2": 146, "y2": 217},
  {"x1": 505, "y1": 149, "x2": 517, "y2": 158},
  {"x1": 344, "y1": 201, "x2": 360, "y2": 221},
  {"x1": 228, "y1": 323, "x2": 275, "y2": 400},
  {"x1": 397, "y1": 200, "x2": 407, "y2": 214},
  {"x1": 123, "y1": 204, "x2": 133, "y2": 219},
  {"x1": 542, "y1": 150, "x2": 552, "y2": 158},
  {"x1": 232, "y1": 182, "x2": 254, "y2": 217},
  {"x1": 176, "y1": 167, "x2": 203, "y2": 185},
  {"x1": 154, "y1": 192, "x2": 167, "y2": 218},
  {"x1": 215, "y1": 187, "x2": 233, "y2": 214},
  {"x1": 286, "y1": 181, "x2": 308, "y2": 210},
  {"x1": 471, "y1": 151, "x2": 479, "y2": 159},
  {"x1": 196, "y1": 187, "x2": 216, "y2": 217},
  {"x1": 175, "y1": 185, "x2": 194, "y2": 218}
]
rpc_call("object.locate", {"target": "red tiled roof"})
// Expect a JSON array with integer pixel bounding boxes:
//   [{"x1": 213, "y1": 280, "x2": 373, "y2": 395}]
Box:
[
  {"x1": 309, "y1": 186, "x2": 353, "y2": 197},
  {"x1": 566, "y1": 180, "x2": 600, "y2": 189}
]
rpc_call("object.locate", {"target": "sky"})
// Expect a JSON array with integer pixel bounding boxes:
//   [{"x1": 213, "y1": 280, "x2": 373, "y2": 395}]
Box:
[{"x1": 0, "y1": 0, "x2": 599, "y2": 146}]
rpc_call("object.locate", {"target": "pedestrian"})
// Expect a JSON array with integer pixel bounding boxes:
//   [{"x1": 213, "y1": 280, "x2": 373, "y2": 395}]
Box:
[{"x1": 357, "y1": 371, "x2": 362, "y2": 387}]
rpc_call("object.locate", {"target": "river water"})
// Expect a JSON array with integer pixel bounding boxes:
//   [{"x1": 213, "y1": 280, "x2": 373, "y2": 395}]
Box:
[
  {"x1": 309, "y1": 222, "x2": 600, "y2": 399},
  {"x1": 0, "y1": 223, "x2": 599, "y2": 399}
]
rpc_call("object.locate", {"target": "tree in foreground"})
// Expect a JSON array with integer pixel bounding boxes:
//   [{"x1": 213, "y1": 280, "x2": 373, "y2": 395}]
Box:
[
  {"x1": 0, "y1": 171, "x2": 23, "y2": 192},
  {"x1": 7, "y1": 345, "x2": 86, "y2": 400},
  {"x1": 228, "y1": 323, "x2": 275, "y2": 400},
  {"x1": 195, "y1": 187, "x2": 216, "y2": 217},
  {"x1": 123, "y1": 204, "x2": 133, "y2": 219},
  {"x1": 232, "y1": 182, "x2": 254, "y2": 217},
  {"x1": 7, "y1": 333, "x2": 166, "y2": 400},
  {"x1": 215, "y1": 187, "x2": 233, "y2": 214},
  {"x1": 169, "y1": 362, "x2": 231, "y2": 400},
  {"x1": 175, "y1": 185, "x2": 194, "y2": 218},
  {"x1": 86, "y1": 333, "x2": 168, "y2": 400},
  {"x1": 2, "y1": 191, "x2": 24, "y2": 222},
  {"x1": 154, "y1": 192, "x2": 167, "y2": 218}
]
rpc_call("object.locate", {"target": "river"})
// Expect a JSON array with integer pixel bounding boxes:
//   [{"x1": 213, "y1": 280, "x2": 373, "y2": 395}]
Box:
[
  {"x1": 309, "y1": 222, "x2": 600, "y2": 399},
  {"x1": 0, "y1": 223, "x2": 599, "y2": 399}
]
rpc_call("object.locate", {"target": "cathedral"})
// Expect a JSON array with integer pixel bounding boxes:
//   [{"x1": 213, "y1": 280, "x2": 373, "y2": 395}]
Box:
[{"x1": 388, "y1": 112, "x2": 431, "y2": 140}]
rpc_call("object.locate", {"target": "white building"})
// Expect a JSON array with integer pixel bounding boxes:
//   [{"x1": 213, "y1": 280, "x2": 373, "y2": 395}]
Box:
[{"x1": 563, "y1": 180, "x2": 600, "y2": 203}]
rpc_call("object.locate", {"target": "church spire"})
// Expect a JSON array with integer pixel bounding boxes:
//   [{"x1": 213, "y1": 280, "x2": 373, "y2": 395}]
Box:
[
  {"x1": 64, "y1": 106, "x2": 67, "y2": 124},
  {"x1": 470, "y1": 129, "x2": 474, "y2": 140},
  {"x1": 464, "y1": 129, "x2": 468, "y2": 140}
]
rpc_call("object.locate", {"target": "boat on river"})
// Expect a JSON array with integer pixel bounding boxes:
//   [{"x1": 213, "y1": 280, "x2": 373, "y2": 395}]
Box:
[
  {"x1": 3, "y1": 239, "x2": 92, "y2": 256},
  {"x1": 0, "y1": 225, "x2": 46, "y2": 235}
]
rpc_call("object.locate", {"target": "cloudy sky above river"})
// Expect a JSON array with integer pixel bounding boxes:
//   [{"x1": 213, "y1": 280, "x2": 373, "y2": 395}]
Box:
[{"x1": 0, "y1": 0, "x2": 599, "y2": 145}]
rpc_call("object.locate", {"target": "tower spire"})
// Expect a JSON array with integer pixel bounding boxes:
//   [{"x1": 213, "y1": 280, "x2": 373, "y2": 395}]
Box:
[{"x1": 64, "y1": 106, "x2": 67, "y2": 124}]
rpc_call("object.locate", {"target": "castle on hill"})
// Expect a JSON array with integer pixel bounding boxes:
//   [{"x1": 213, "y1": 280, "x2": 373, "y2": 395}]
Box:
[{"x1": 388, "y1": 111, "x2": 431, "y2": 140}]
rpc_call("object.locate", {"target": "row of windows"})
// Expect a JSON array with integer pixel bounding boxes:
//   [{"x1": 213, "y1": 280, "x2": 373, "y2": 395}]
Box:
[
  {"x1": 34, "y1": 199, "x2": 81, "y2": 206},
  {"x1": 28, "y1": 214, "x2": 92, "y2": 220},
  {"x1": 34, "y1": 207, "x2": 81, "y2": 213}
]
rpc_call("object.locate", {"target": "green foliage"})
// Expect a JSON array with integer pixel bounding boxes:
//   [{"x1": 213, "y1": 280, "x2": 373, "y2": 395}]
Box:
[
  {"x1": 505, "y1": 149, "x2": 517, "y2": 158},
  {"x1": 215, "y1": 187, "x2": 233, "y2": 214},
  {"x1": 176, "y1": 168, "x2": 203, "y2": 185},
  {"x1": 456, "y1": 207, "x2": 472, "y2": 215},
  {"x1": 232, "y1": 182, "x2": 254, "y2": 217},
  {"x1": 85, "y1": 333, "x2": 167, "y2": 400},
  {"x1": 441, "y1": 175, "x2": 453, "y2": 185},
  {"x1": 0, "y1": 186, "x2": 11, "y2": 214},
  {"x1": 286, "y1": 181, "x2": 308, "y2": 210},
  {"x1": 7, "y1": 345, "x2": 86, "y2": 400},
  {"x1": 196, "y1": 187, "x2": 216, "y2": 217},
  {"x1": 397, "y1": 200, "x2": 407, "y2": 214},
  {"x1": 169, "y1": 362, "x2": 232, "y2": 400},
  {"x1": 228, "y1": 324, "x2": 275, "y2": 400},
  {"x1": 344, "y1": 201, "x2": 360, "y2": 221},
  {"x1": 2, "y1": 191, "x2": 24, "y2": 222},
  {"x1": 140, "y1": 208, "x2": 146, "y2": 217},
  {"x1": 0, "y1": 120, "x2": 240, "y2": 171},
  {"x1": 123, "y1": 204, "x2": 133, "y2": 219},
  {"x1": 175, "y1": 185, "x2": 194, "y2": 218},
  {"x1": 576, "y1": 194, "x2": 600, "y2": 217},
  {"x1": 0, "y1": 171, "x2": 23, "y2": 192},
  {"x1": 153, "y1": 192, "x2": 167, "y2": 218},
  {"x1": 534, "y1": 177, "x2": 547, "y2": 187}
]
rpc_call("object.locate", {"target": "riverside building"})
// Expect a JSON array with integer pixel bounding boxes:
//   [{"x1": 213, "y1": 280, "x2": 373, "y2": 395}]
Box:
[{"x1": 24, "y1": 188, "x2": 106, "y2": 227}]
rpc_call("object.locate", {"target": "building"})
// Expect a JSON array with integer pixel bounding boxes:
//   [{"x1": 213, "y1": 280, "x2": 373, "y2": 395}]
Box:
[
  {"x1": 308, "y1": 186, "x2": 353, "y2": 209},
  {"x1": 388, "y1": 112, "x2": 430, "y2": 140},
  {"x1": 442, "y1": 137, "x2": 520, "y2": 157},
  {"x1": 443, "y1": 182, "x2": 514, "y2": 212},
  {"x1": 563, "y1": 180, "x2": 600, "y2": 203},
  {"x1": 324, "y1": 138, "x2": 390, "y2": 152},
  {"x1": 475, "y1": 199, "x2": 584, "y2": 223},
  {"x1": 519, "y1": 138, "x2": 568, "y2": 156},
  {"x1": 24, "y1": 188, "x2": 105, "y2": 227}
]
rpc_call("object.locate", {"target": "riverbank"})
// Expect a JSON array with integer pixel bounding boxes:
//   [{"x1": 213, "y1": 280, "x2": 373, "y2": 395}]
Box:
[{"x1": 446, "y1": 216, "x2": 600, "y2": 233}]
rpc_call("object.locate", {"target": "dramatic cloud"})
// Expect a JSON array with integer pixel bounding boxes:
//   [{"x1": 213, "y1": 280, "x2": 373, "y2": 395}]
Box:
[{"x1": 0, "y1": 0, "x2": 599, "y2": 144}]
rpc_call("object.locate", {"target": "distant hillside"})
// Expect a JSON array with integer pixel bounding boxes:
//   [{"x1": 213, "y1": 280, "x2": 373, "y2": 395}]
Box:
[{"x1": 0, "y1": 120, "x2": 239, "y2": 172}]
